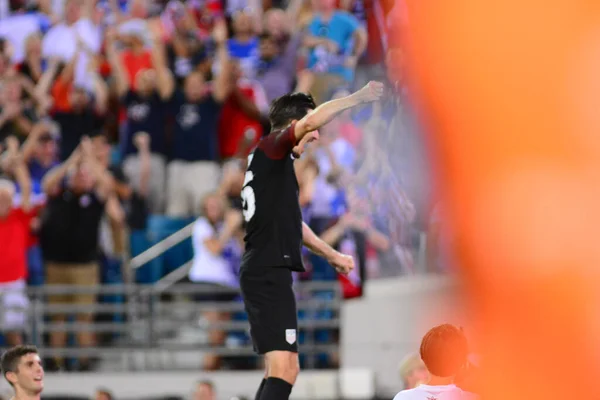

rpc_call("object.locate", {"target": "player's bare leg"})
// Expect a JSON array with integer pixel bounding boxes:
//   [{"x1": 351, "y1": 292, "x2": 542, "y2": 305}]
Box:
[
  {"x1": 254, "y1": 359, "x2": 270, "y2": 400},
  {"x1": 259, "y1": 350, "x2": 299, "y2": 400}
]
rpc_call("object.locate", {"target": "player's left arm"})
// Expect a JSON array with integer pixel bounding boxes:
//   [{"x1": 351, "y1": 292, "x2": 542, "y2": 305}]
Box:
[
  {"x1": 302, "y1": 221, "x2": 337, "y2": 260},
  {"x1": 303, "y1": 221, "x2": 354, "y2": 275}
]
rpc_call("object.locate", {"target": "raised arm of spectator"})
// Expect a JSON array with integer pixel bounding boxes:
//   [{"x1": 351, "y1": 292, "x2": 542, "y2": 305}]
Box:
[
  {"x1": 211, "y1": 20, "x2": 232, "y2": 103},
  {"x1": 105, "y1": 194, "x2": 126, "y2": 226},
  {"x1": 286, "y1": 0, "x2": 304, "y2": 33},
  {"x1": 294, "y1": 81, "x2": 384, "y2": 141},
  {"x1": 20, "y1": 122, "x2": 48, "y2": 163},
  {"x1": 80, "y1": 137, "x2": 114, "y2": 201},
  {"x1": 12, "y1": 152, "x2": 32, "y2": 212},
  {"x1": 133, "y1": 132, "x2": 151, "y2": 197},
  {"x1": 42, "y1": 147, "x2": 81, "y2": 195},
  {"x1": 108, "y1": 0, "x2": 125, "y2": 24},
  {"x1": 37, "y1": 0, "x2": 60, "y2": 24},
  {"x1": 347, "y1": 24, "x2": 368, "y2": 68},
  {"x1": 247, "y1": 0, "x2": 264, "y2": 33},
  {"x1": 34, "y1": 58, "x2": 61, "y2": 98},
  {"x1": 19, "y1": 74, "x2": 50, "y2": 114},
  {"x1": 321, "y1": 214, "x2": 351, "y2": 246},
  {"x1": 203, "y1": 209, "x2": 243, "y2": 255},
  {"x1": 89, "y1": 60, "x2": 109, "y2": 114},
  {"x1": 230, "y1": 79, "x2": 263, "y2": 120},
  {"x1": 106, "y1": 29, "x2": 130, "y2": 98},
  {"x1": 81, "y1": 0, "x2": 95, "y2": 20},
  {"x1": 1, "y1": 137, "x2": 31, "y2": 211},
  {"x1": 150, "y1": 33, "x2": 175, "y2": 100},
  {"x1": 340, "y1": 0, "x2": 355, "y2": 11},
  {"x1": 12, "y1": 111, "x2": 33, "y2": 138},
  {"x1": 322, "y1": 213, "x2": 390, "y2": 251}
]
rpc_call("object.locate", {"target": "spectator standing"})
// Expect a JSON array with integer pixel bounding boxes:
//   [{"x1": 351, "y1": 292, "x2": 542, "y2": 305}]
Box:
[
  {"x1": 255, "y1": 32, "x2": 299, "y2": 104},
  {"x1": 165, "y1": 20, "x2": 230, "y2": 218},
  {"x1": 216, "y1": 160, "x2": 245, "y2": 211},
  {"x1": 17, "y1": 33, "x2": 47, "y2": 84},
  {"x1": 116, "y1": 22, "x2": 153, "y2": 90},
  {"x1": 93, "y1": 134, "x2": 127, "y2": 297},
  {"x1": 39, "y1": 137, "x2": 113, "y2": 371},
  {"x1": 0, "y1": 76, "x2": 37, "y2": 142},
  {"x1": 41, "y1": 0, "x2": 102, "y2": 92},
  {"x1": 163, "y1": 2, "x2": 208, "y2": 85},
  {"x1": 36, "y1": 58, "x2": 108, "y2": 161},
  {"x1": 20, "y1": 122, "x2": 61, "y2": 286},
  {"x1": 217, "y1": 60, "x2": 268, "y2": 160},
  {"x1": 188, "y1": 193, "x2": 243, "y2": 370},
  {"x1": 299, "y1": 0, "x2": 367, "y2": 103},
  {"x1": 320, "y1": 194, "x2": 390, "y2": 295},
  {"x1": 108, "y1": 27, "x2": 173, "y2": 214},
  {"x1": 227, "y1": 10, "x2": 259, "y2": 79},
  {"x1": 124, "y1": 132, "x2": 152, "y2": 283},
  {"x1": 0, "y1": 138, "x2": 33, "y2": 346},
  {"x1": 0, "y1": 1, "x2": 51, "y2": 65},
  {"x1": 257, "y1": 0, "x2": 303, "y2": 103}
]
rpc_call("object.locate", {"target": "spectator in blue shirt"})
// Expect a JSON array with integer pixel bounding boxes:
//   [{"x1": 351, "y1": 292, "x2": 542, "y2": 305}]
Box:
[
  {"x1": 227, "y1": 10, "x2": 260, "y2": 79},
  {"x1": 298, "y1": 0, "x2": 367, "y2": 104}
]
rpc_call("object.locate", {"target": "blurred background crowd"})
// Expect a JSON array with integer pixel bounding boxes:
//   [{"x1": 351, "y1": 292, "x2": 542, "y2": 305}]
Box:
[{"x1": 0, "y1": 0, "x2": 433, "y2": 376}]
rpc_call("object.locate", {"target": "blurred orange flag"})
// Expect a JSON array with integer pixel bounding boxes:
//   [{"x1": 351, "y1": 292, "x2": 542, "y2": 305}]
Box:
[{"x1": 399, "y1": 1, "x2": 600, "y2": 399}]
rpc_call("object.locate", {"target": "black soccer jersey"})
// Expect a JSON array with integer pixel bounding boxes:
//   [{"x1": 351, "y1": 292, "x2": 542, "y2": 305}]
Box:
[{"x1": 240, "y1": 122, "x2": 305, "y2": 272}]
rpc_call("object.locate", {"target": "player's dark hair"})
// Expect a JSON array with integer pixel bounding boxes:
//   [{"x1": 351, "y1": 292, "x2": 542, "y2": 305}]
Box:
[
  {"x1": 1, "y1": 345, "x2": 38, "y2": 385},
  {"x1": 419, "y1": 324, "x2": 468, "y2": 378},
  {"x1": 268, "y1": 92, "x2": 316, "y2": 130}
]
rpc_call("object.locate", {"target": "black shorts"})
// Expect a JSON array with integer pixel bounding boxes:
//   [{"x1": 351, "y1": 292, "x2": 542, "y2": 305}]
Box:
[{"x1": 239, "y1": 267, "x2": 298, "y2": 354}]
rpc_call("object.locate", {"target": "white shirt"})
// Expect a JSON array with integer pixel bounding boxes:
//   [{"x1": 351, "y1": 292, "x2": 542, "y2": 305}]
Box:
[
  {"x1": 393, "y1": 384, "x2": 478, "y2": 400},
  {"x1": 0, "y1": 14, "x2": 42, "y2": 63},
  {"x1": 188, "y1": 218, "x2": 240, "y2": 288},
  {"x1": 311, "y1": 138, "x2": 355, "y2": 218},
  {"x1": 42, "y1": 18, "x2": 102, "y2": 90}
]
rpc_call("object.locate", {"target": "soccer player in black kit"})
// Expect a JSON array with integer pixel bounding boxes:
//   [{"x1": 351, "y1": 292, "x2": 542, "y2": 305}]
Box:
[{"x1": 239, "y1": 81, "x2": 385, "y2": 400}]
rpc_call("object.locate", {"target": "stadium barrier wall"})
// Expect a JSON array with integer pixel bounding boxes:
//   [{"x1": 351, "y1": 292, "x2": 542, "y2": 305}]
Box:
[
  {"x1": 31, "y1": 370, "x2": 340, "y2": 400},
  {"x1": 0, "y1": 276, "x2": 460, "y2": 400},
  {"x1": 341, "y1": 274, "x2": 466, "y2": 398}
]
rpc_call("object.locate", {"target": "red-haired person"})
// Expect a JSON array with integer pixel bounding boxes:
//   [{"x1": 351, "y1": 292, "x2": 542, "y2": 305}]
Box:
[{"x1": 393, "y1": 324, "x2": 478, "y2": 400}]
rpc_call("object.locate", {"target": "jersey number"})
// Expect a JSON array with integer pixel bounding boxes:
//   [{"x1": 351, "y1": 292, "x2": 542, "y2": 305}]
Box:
[{"x1": 241, "y1": 154, "x2": 255, "y2": 222}]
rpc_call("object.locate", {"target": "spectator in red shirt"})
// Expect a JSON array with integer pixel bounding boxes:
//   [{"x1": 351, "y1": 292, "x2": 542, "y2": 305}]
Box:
[
  {"x1": 218, "y1": 61, "x2": 268, "y2": 160},
  {"x1": 0, "y1": 137, "x2": 33, "y2": 346}
]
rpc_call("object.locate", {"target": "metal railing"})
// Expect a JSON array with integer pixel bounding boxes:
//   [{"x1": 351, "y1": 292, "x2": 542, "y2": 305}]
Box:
[{"x1": 1, "y1": 281, "x2": 342, "y2": 371}]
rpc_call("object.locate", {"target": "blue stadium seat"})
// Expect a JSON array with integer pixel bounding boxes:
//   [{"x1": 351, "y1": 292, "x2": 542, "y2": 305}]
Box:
[
  {"x1": 227, "y1": 305, "x2": 252, "y2": 345},
  {"x1": 27, "y1": 245, "x2": 44, "y2": 286},
  {"x1": 130, "y1": 229, "x2": 161, "y2": 284},
  {"x1": 133, "y1": 216, "x2": 195, "y2": 283},
  {"x1": 309, "y1": 254, "x2": 337, "y2": 281},
  {"x1": 146, "y1": 215, "x2": 194, "y2": 276}
]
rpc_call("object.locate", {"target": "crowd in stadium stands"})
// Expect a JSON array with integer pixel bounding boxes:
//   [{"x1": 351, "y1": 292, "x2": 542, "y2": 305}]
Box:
[{"x1": 0, "y1": 0, "x2": 417, "y2": 373}]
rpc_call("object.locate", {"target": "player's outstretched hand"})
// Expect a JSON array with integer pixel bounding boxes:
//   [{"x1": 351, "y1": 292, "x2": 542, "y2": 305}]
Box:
[
  {"x1": 329, "y1": 251, "x2": 355, "y2": 276},
  {"x1": 356, "y1": 81, "x2": 385, "y2": 103}
]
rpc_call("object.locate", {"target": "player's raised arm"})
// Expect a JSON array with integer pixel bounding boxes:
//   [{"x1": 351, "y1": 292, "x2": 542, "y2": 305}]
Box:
[
  {"x1": 261, "y1": 82, "x2": 384, "y2": 158},
  {"x1": 294, "y1": 81, "x2": 384, "y2": 141}
]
